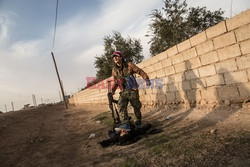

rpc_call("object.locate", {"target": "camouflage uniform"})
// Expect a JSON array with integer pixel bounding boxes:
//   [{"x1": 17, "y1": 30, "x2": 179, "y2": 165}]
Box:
[{"x1": 112, "y1": 61, "x2": 149, "y2": 125}]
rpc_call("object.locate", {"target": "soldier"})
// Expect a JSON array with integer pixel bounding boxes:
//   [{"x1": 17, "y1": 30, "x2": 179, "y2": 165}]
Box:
[{"x1": 111, "y1": 51, "x2": 151, "y2": 131}]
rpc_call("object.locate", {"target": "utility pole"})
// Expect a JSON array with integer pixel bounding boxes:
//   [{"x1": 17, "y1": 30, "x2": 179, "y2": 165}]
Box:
[
  {"x1": 34, "y1": 94, "x2": 37, "y2": 106},
  {"x1": 59, "y1": 91, "x2": 62, "y2": 101},
  {"x1": 5, "y1": 104, "x2": 7, "y2": 112},
  {"x1": 11, "y1": 101, "x2": 14, "y2": 111},
  {"x1": 32, "y1": 94, "x2": 34, "y2": 106},
  {"x1": 32, "y1": 94, "x2": 36, "y2": 106},
  {"x1": 51, "y1": 52, "x2": 68, "y2": 109}
]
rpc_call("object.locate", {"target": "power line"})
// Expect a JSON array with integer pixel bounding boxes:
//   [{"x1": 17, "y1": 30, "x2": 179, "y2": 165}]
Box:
[{"x1": 52, "y1": 0, "x2": 59, "y2": 51}]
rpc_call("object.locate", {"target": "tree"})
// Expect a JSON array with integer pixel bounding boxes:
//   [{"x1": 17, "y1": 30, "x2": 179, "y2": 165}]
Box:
[
  {"x1": 94, "y1": 31, "x2": 143, "y2": 79},
  {"x1": 147, "y1": 0, "x2": 225, "y2": 56}
]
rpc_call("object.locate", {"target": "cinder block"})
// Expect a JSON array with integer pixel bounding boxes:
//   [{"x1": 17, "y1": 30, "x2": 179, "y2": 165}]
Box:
[
  {"x1": 162, "y1": 84, "x2": 169, "y2": 93},
  {"x1": 235, "y1": 24, "x2": 250, "y2": 42},
  {"x1": 179, "y1": 81, "x2": 191, "y2": 91},
  {"x1": 144, "y1": 65, "x2": 155, "y2": 73},
  {"x1": 200, "y1": 87, "x2": 218, "y2": 102},
  {"x1": 213, "y1": 32, "x2": 236, "y2": 49},
  {"x1": 238, "y1": 82, "x2": 250, "y2": 99},
  {"x1": 155, "y1": 93, "x2": 167, "y2": 103},
  {"x1": 156, "y1": 69, "x2": 166, "y2": 78},
  {"x1": 148, "y1": 72, "x2": 157, "y2": 79},
  {"x1": 226, "y1": 9, "x2": 250, "y2": 31},
  {"x1": 164, "y1": 66, "x2": 175, "y2": 76},
  {"x1": 142, "y1": 66, "x2": 150, "y2": 74},
  {"x1": 163, "y1": 76, "x2": 175, "y2": 84},
  {"x1": 177, "y1": 39, "x2": 191, "y2": 52},
  {"x1": 191, "y1": 78, "x2": 206, "y2": 89},
  {"x1": 144, "y1": 94, "x2": 152, "y2": 102},
  {"x1": 166, "y1": 92, "x2": 176, "y2": 103},
  {"x1": 217, "y1": 86, "x2": 240, "y2": 101},
  {"x1": 182, "y1": 47, "x2": 197, "y2": 61},
  {"x1": 139, "y1": 95, "x2": 145, "y2": 102},
  {"x1": 185, "y1": 69, "x2": 200, "y2": 80},
  {"x1": 167, "y1": 45, "x2": 178, "y2": 57},
  {"x1": 217, "y1": 44, "x2": 241, "y2": 61},
  {"x1": 224, "y1": 70, "x2": 248, "y2": 84},
  {"x1": 200, "y1": 51, "x2": 219, "y2": 65},
  {"x1": 205, "y1": 74, "x2": 225, "y2": 87},
  {"x1": 172, "y1": 53, "x2": 184, "y2": 65},
  {"x1": 174, "y1": 62, "x2": 187, "y2": 73},
  {"x1": 196, "y1": 40, "x2": 214, "y2": 55},
  {"x1": 240, "y1": 39, "x2": 250, "y2": 54},
  {"x1": 198, "y1": 65, "x2": 216, "y2": 77},
  {"x1": 168, "y1": 83, "x2": 179, "y2": 92},
  {"x1": 152, "y1": 87, "x2": 158, "y2": 95},
  {"x1": 206, "y1": 21, "x2": 227, "y2": 39},
  {"x1": 154, "y1": 83, "x2": 163, "y2": 93},
  {"x1": 175, "y1": 91, "x2": 185, "y2": 103},
  {"x1": 190, "y1": 31, "x2": 207, "y2": 46},
  {"x1": 153, "y1": 62, "x2": 163, "y2": 71},
  {"x1": 143, "y1": 58, "x2": 152, "y2": 67},
  {"x1": 145, "y1": 88, "x2": 152, "y2": 95},
  {"x1": 216, "y1": 59, "x2": 238, "y2": 73},
  {"x1": 186, "y1": 89, "x2": 201, "y2": 103},
  {"x1": 162, "y1": 58, "x2": 172, "y2": 68},
  {"x1": 174, "y1": 73, "x2": 185, "y2": 82},
  {"x1": 151, "y1": 56, "x2": 159, "y2": 64},
  {"x1": 237, "y1": 54, "x2": 250, "y2": 70},
  {"x1": 155, "y1": 51, "x2": 168, "y2": 60},
  {"x1": 136, "y1": 62, "x2": 144, "y2": 69},
  {"x1": 100, "y1": 88, "x2": 108, "y2": 93},
  {"x1": 187, "y1": 57, "x2": 201, "y2": 69},
  {"x1": 150, "y1": 94, "x2": 157, "y2": 101},
  {"x1": 139, "y1": 89, "x2": 146, "y2": 96}
]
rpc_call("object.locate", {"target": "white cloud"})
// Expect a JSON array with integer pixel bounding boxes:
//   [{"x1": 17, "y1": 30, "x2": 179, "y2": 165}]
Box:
[
  {"x1": 8, "y1": 40, "x2": 43, "y2": 58},
  {"x1": 0, "y1": 12, "x2": 11, "y2": 47},
  {"x1": 75, "y1": 44, "x2": 103, "y2": 63}
]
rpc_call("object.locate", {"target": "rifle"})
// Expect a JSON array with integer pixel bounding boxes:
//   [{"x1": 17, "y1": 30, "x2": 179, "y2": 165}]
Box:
[{"x1": 107, "y1": 81, "x2": 121, "y2": 127}]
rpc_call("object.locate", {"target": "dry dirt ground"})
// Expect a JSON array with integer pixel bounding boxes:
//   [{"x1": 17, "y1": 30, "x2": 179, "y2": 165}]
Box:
[{"x1": 0, "y1": 102, "x2": 250, "y2": 167}]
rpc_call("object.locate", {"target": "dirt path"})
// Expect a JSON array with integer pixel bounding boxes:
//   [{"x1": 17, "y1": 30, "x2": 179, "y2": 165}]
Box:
[{"x1": 0, "y1": 103, "x2": 250, "y2": 166}]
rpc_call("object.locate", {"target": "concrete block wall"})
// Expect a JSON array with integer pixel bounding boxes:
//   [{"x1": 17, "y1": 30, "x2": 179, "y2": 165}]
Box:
[{"x1": 70, "y1": 9, "x2": 250, "y2": 107}]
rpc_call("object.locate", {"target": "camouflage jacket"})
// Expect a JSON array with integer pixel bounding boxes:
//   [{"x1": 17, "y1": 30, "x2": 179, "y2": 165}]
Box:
[{"x1": 111, "y1": 62, "x2": 149, "y2": 93}]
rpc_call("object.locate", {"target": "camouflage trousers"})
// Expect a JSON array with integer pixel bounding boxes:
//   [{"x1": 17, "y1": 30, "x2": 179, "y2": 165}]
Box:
[{"x1": 118, "y1": 89, "x2": 142, "y2": 125}]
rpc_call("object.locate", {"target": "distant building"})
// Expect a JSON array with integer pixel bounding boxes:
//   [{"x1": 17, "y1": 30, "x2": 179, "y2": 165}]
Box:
[{"x1": 23, "y1": 104, "x2": 30, "y2": 110}]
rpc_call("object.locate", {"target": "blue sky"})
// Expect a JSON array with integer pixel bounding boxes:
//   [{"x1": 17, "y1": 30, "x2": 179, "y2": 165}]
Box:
[{"x1": 0, "y1": 0, "x2": 249, "y2": 111}]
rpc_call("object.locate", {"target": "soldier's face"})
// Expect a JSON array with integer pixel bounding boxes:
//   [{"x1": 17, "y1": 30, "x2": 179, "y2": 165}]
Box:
[{"x1": 113, "y1": 55, "x2": 122, "y2": 65}]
